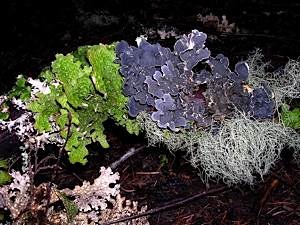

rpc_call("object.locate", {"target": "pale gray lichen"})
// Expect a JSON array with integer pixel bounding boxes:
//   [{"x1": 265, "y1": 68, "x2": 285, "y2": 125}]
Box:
[
  {"x1": 0, "y1": 167, "x2": 149, "y2": 225},
  {"x1": 136, "y1": 51, "x2": 300, "y2": 185},
  {"x1": 247, "y1": 49, "x2": 300, "y2": 106},
  {"x1": 187, "y1": 117, "x2": 300, "y2": 185},
  {"x1": 0, "y1": 171, "x2": 31, "y2": 219},
  {"x1": 138, "y1": 112, "x2": 300, "y2": 185},
  {"x1": 63, "y1": 167, "x2": 120, "y2": 212},
  {"x1": 0, "y1": 98, "x2": 63, "y2": 151}
]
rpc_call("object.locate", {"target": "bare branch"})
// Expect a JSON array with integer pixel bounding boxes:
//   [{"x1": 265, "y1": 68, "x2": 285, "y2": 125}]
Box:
[{"x1": 110, "y1": 145, "x2": 146, "y2": 170}]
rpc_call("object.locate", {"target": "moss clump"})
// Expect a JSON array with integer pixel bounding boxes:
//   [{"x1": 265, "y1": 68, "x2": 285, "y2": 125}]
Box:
[{"x1": 26, "y1": 44, "x2": 140, "y2": 164}]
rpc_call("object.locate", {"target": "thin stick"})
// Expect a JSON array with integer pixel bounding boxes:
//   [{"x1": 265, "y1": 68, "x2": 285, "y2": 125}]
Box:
[
  {"x1": 57, "y1": 111, "x2": 72, "y2": 164},
  {"x1": 100, "y1": 186, "x2": 229, "y2": 225},
  {"x1": 136, "y1": 171, "x2": 160, "y2": 175},
  {"x1": 110, "y1": 145, "x2": 146, "y2": 170}
]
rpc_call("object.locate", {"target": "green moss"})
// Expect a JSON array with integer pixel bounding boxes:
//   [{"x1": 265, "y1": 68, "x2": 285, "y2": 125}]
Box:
[
  {"x1": 25, "y1": 43, "x2": 140, "y2": 164},
  {"x1": 281, "y1": 103, "x2": 300, "y2": 129},
  {"x1": 52, "y1": 54, "x2": 93, "y2": 108},
  {"x1": 27, "y1": 91, "x2": 60, "y2": 132}
]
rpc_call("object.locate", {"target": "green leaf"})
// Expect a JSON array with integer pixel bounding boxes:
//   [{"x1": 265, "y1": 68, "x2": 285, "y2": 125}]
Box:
[
  {"x1": 0, "y1": 112, "x2": 9, "y2": 121},
  {"x1": 88, "y1": 46, "x2": 109, "y2": 95},
  {"x1": 27, "y1": 93, "x2": 58, "y2": 132},
  {"x1": 91, "y1": 130, "x2": 109, "y2": 148},
  {"x1": 0, "y1": 171, "x2": 11, "y2": 185},
  {"x1": 72, "y1": 45, "x2": 91, "y2": 66},
  {"x1": 0, "y1": 160, "x2": 8, "y2": 169},
  {"x1": 281, "y1": 104, "x2": 300, "y2": 129},
  {"x1": 0, "y1": 101, "x2": 9, "y2": 121},
  {"x1": 51, "y1": 54, "x2": 92, "y2": 108},
  {"x1": 57, "y1": 191, "x2": 78, "y2": 223},
  {"x1": 9, "y1": 75, "x2": 31, "y2": 101},
  {"x1": 34, "y1": 113, "x2": 52, "y2": 132},
  {"x1": 125, "y1": 120, "x2": 140, "y2": 135},
  {"x1": 40, "y1": 69, "x2": 55, "y2": 82},
  {"x1": 57, "y1": 109, "x2": 69, "y2": 129},
  {"x1": 68, "y1": 144, "x2": 88, "y2": 165},
  {"x1": 16, "y1": 76, "x2": 26, "y2": 86},
  {"x1": 65, "y1": 127, "x2": 80, "y2": 148},
  {"x1": 64, "y1": 128, "x2": 89, "y2": 164},
  {"x1": 20, "y1": 87, "x2": 31, "y2": 100},
  {"x1": 27, "y1": 92, "x2": 60, "y2": 132},
  {"x1": 87, "y1": 44, "x2": 139, "y2": 135},
  {"x1": 27, "y1": 100, "x2": 43, "y2": 112},
  {"x1": 56, "y1": 94, "x2": 69, "y2": 109},
  {"x1": 0, "y1": 160, "x2": 11, "y2": 185},
  {"x1": 70, "y1": 110, "x2": 80, "y2": 125}
]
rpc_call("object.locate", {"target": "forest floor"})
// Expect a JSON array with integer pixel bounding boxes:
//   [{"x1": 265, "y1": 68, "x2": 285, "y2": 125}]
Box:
[{"x1": 1, "y1": 0, "x2": 300, "y2": 224}]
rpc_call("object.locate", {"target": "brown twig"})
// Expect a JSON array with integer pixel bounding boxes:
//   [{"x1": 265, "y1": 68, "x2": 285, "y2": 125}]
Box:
[
  {"x1": 13, "y1": 112, "x2": 73, "y2": 222},
  {"x1": 57, "y1": 111, "x2": 72, "y2": 165},
  {"x1": 36, "y1": 155, "x2": 57, "y2": 169},
  {"x1": 8, "y1": 155, "x2": 22, "y2": 172},
  {"x1": 110, "y1": 145, "x2": 146, "y2": 170},
  {"x1": 135, "y1": 171, "x2": 160, "y2": 175},
  {"x1": 41, "y1": 183, "x2": 52, "y2": 224},
  {"x1": 270, "y1": 170, "x2": 300, "y2": 197},
  {"x1": 35, "y1": 165, "x2": 61, "y2": 175},
  {"x1": 257, "y1": 178, "x2": 280, "y2": 219},
  {"x1": 100, "y1": 186, "x2": 229, "y2": 225}
]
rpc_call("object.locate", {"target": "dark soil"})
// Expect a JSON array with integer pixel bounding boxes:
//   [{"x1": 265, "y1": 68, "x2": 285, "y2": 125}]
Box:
[{"x1": 1, "y1": 1, "x2": 300, "y2": 224}]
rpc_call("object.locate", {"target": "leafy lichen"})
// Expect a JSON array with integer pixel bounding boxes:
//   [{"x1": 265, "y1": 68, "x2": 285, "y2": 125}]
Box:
[{"x1": 25, "y1": 43, "x2": 140, "y2": 164}]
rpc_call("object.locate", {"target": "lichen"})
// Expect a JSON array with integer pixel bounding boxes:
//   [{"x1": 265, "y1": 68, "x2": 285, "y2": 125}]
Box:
[
  {"x1": 24, "y1": 43, "x2": 140, "y2": 164},
  {"x1": 139, "y1": 112, "x2": 300, "y2": 185}
]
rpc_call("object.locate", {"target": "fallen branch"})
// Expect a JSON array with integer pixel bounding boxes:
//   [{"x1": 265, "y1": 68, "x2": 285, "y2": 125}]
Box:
[
  {"x1": 110, "y1": 145, "x2": 146, "y2": 170},
  {"x1": 100, "y1": 186, "x2": 229, "y2": 225}
]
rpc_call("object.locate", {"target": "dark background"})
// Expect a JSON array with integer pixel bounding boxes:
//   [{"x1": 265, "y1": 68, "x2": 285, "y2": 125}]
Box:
[{"x1": 0, "y1": 0, "x2": 299, "y2": 93}]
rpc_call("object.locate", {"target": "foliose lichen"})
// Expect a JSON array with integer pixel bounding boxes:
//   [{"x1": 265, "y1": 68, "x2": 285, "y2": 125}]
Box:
[
  {"x1": 1, "y1": 44, "x2": 140, "y2": 165},
  {"x1": 117, "y1": 29, "x2": 276, "y2": 132}
]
